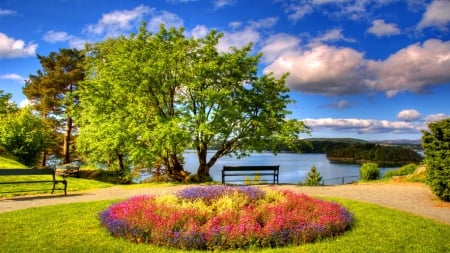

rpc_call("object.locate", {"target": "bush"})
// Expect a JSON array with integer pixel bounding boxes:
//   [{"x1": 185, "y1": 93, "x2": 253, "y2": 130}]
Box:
[
  {"x1": 359, "y1": 162, "x2": 380, "y2": 181},
  {"x1": 383, "y1": 164, "x2": 417, "y2": 179},
  {"x1": 303, "y1": 165, "x2": 323, "y2": 186},
  {"x1": 99, "y1": 185, "x2": 353, "y2": 250},
  {"x1": 422, "y1": 118, "x2": 450, "y2": 201}
]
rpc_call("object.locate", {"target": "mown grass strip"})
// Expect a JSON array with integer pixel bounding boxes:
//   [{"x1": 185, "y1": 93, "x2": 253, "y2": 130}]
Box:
[{"x1": 0, "y1": 197, "x2": 448, "y2": 253}]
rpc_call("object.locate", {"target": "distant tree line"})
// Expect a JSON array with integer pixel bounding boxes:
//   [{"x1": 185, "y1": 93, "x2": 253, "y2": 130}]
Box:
[{"x1": 325, "y1": 143, "x2": 423, "y2": 166}]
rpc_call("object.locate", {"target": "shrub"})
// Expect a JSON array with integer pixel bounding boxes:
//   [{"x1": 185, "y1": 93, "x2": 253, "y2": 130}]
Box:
[
  {"x1": 383, "y1": 164, "x2": 417, "y2": 179},
  {"x1": 99, "y1": 185, "x2": 353, "y2": 250},
  {"x1": 359, "y1": 162, "x2": 380, "y2": 181},
  {"x1": 422, "y1": 118, "x2": 450, "y2": 201},
  {"x1": 303, "y1": 165, "x2": 323, "y2": 186}
]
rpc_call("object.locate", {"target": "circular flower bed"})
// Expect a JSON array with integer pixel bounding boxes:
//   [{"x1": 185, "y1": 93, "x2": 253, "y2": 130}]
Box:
[{"x1": 99, "y1": 185, "x2": 353, "y2": 250}]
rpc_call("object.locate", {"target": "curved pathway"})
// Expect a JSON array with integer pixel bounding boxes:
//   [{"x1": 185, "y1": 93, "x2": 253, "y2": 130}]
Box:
[{"x1": 1, "y1": 183, "x2": 449, "y2": 225}]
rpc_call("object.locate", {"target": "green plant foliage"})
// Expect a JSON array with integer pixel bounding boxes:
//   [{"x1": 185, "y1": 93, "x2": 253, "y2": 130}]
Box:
[
  {"x1": 303, "y1": 165, "x2": 323, "y2": 186},
  {"x1": 76, "y1": 22, "x2": 309, "y2": 182},
  {"x1": 383, "y1": 164, "x2": 417, "y2": 179},
  {"x1": 359, "y1": 162, "x2": 380, "y2": 181},
  {"x1": 422, "y1": 118, "x2": 450, "y2": 201},
  {"x1": 326, "y1": 143, "x2": 422, "y2": 166},
  {"x1": 0, "y1": 109, "x2": 52, "y2": 166}
]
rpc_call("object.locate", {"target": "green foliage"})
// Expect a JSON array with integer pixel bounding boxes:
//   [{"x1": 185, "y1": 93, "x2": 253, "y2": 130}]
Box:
[
  {"x1": 0, "y1": 109, "x2": 52, "y2": 166},
  {"x1": 383, "y1": 164, "x2": 417, "y2": 179},
  {"x1": 23, "y1": 48, "x2": 85, "y2": 164},
  {"x1": 327, "y1": 143, "x2": 422, "y2": 166},
  {"x1": 77, "y1": 23, "x2": 308, "y2": 182},
  {"x1": 0, "y1": 90, "x2": 18, "y2": 115},
  {"x1": 359, "y1": 162, "x2": 380, "y2": 181},
  {"x1": 422, "y1": 118, "x2": 450, "y2": 201},
  {"x1": 303, "y1": 165, "x2": 323, "y2": 186}
]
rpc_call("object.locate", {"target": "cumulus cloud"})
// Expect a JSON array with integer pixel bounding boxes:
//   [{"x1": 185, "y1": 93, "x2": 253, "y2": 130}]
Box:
[
  {"x1": 189, "y1": 25, "x2": 209, "y2": 39},
  {"x1": 148, "y1": 10, "x2": 184, "y2": 32},
  {"x1": 304, "y1": 118, "x2": 421, "y2": 135},
  {"x1": 85, "y1": 5, "x2": 152, "y2": 37},
  {"x1": 264, "y1": 43, "x2": 368, "y2": 95},
  {"x1": 0, "y1": 73, "x2": 25, "y2": 82},
  {"x1": 217, "y1": 27, "x2": 260, "y2": 53},
  {"x1": 397, "y1": 109, "x2": 421, "y2": 122},
  {"x1": 425, "y1": 113, "x2": 449, "y2": 123},
  {"x1": 369, "y1": 39, "x2": 450, "y2": 97},
  {"x1": 260, "y1": 34, "x2": 301, "y2": 63},
  {"x1": 263, "y1": 36, "x2": 450, "y2": 97},
  {"x1": 417, "y1": 0, "x2": 450, "y2": 30},
  {"x1": 367, "y1": 19, "x2": 401, "y2": 37},
  {"x1": 0, "y1": 33, "x2": 37, "y2": 58},
  {"x1": 43, "y1": 31, "x2": 72, "y2": 42}
]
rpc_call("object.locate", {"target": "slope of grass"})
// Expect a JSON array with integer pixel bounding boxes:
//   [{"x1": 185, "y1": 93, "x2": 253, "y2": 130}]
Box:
[{"x1": 0, "y1": 197, "x2": 448, "y2": 253}]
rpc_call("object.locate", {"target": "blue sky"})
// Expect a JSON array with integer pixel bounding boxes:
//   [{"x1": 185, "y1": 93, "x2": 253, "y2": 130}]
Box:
[{"x1": 1, "y1": 0, "x2": 450, "y2": 141}]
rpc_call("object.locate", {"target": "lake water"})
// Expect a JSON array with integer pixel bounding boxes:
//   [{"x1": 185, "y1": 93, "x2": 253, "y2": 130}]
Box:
[{"x1": 139, "y1": 151, "x2": 395, "y2": 185}]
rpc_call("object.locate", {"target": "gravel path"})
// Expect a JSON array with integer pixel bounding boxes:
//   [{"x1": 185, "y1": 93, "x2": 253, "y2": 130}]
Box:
[{"x1": 1, "y1": 182, "x2": 449, "y2": 225}]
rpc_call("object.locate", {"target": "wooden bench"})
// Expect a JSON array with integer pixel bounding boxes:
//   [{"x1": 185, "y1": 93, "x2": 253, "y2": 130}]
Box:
[
  {"x1": 0, "y1": 168, "x2": 67, "y2": 195},
  {"x1": 222, "y1": 165, "x2": 279, "y2": 184},
  {"x1": 57, "y1": 162, "x2": 81, "y2": 178}
]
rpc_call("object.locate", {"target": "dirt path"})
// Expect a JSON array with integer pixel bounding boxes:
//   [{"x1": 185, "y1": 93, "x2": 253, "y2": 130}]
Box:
[{"x1": 1, "y1": 183, "x2": 449, "y2": 225}]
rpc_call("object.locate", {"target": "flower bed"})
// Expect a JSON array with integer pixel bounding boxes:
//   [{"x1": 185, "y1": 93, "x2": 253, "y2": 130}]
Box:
[{"x1": 99, "y1": 185, "x2": 353, "y2": 250}]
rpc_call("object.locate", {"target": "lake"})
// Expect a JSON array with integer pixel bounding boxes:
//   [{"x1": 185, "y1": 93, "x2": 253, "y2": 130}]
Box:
[{"x1": 139, "y1": 151, "x2": 395, "y2": 185}]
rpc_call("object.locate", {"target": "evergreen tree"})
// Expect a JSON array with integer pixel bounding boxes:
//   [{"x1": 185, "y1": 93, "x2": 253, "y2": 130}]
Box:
[
  {"x1": 23, "y1": 48, "x2": 85, "y2": 164},
  {"x1": 422, "y1": 118, "x2": 450, "y2": 201},
  {"x1": 304, "y1": 165, "x2": 323, "y2": 186}
]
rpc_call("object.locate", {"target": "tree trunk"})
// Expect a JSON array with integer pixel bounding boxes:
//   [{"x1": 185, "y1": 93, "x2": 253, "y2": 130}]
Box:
[
  {"x1": 41, "y1": 150, "x2": 47, "y2": 167},
  {"x1": 63, "y1": 116, "x2": 72, "y2": 164},
  {"x1": 166, "y1": 152, "x2": 188, "y2": 182},
  {"x1": 196, "y1": 144, "x2": 210, "y2": 180}
]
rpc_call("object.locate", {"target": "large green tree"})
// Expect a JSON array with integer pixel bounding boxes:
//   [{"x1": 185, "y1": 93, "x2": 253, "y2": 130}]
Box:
[
  {"x1": 77, "y1": 23, "x2": 308, "y2": 181},
  {"x1": 23, "y1": 48, "x2": 85, "y2": 164},
  {"x1": 422, "y1": 118, "x2": 450, "y2": 201},
  {"x1": 0, "y1": 90, "x2": 18, "y2": 115},
  {"x1": 0, "y1": 108, "x2": 53, "y2": 166}
]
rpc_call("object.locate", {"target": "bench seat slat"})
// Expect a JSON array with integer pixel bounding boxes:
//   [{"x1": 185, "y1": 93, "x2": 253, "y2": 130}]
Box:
[
  {"x1": 0, "y1": 168, "x2": 67, "y2": 195},
  {"x1": 222, "y1": 165, "x2": 279, "y2": 185}
]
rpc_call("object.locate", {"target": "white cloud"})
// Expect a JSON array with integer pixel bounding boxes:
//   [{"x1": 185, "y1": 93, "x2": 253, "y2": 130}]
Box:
[
  {"x1": 19, "y1": 99, "x2": 31, "y2": 108},
  {"x1": 425, "y1": 113, "x2": 449, "y2": 123},
  {"x1": 304, "y1": 118, "x2": 422, "y2": 135},
  {"x1": 0, "y1": 33, "x2": 37, "y2": 58},
  {"x1": 260, "y1": 34, "x2": 301, "y2": 63},
  {"x1": 397, "y1": 109, "x2": 421, "y2": 122},
  {"x1": 217, "y1": 27, "x2": 260, "y2": 53},
  {"x1": 189, "y1": 25, "x2": 209, "y2": 39},
  {"x1": 369, "y1": 39, "x2": 450, "y2": 97},
  {"x1": 313, "y1": 28, "x2": 356, "y2": 43},
  {"x1": 214, "y1": 0, "x2": 237, "y2": 9},
  {"x1": 417, "y1": 0, "x2": 450, "y2": 30},
  {"x1": 263, "y1": 35, "x2": 450, "y2": 97},
  {"x1": 0, "y1": 9, "x2": 17, "y2": 16},
  {"x1": 1, "y1": 73, "x2": 25, "y2": 82},
  {"x1": 43, "y1": 31, "x2": 72, "y2": 42},
  {"x1": 264, "y1": 43, "x2": 368, "y2": 95},
  {"x1": 367, "y1": 19, "x2": 401, "y2": 37},
  {"x1": 85, "y1": 5, "x2": 152, "y2": 37},
  {"x1": 148, "y1": 10, "x2": 184, "y2": 32}
]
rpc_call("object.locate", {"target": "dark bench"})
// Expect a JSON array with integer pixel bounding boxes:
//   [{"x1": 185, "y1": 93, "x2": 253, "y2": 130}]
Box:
[
  {"x1": 57, "y1": 162, "x2": 81, "y2": 178},
  {"x1": 222, "y1": 165, "x2": 279, "y2": 184},
  {"x1": 0, "y1": 168, "x2": 67, "y2": 195}
]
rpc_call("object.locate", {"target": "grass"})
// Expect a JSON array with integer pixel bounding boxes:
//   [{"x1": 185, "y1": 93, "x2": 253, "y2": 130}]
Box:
[
  {"x1": 0, "y1": 196, "x2": 449, "y2": 253},
  {"x1": 0, "y1": 156, "x2": 27, "y2": 169}
]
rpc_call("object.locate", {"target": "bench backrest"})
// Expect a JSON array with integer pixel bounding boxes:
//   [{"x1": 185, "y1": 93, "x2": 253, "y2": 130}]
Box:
[
  {"x1": 0, "y1": 168, "x2": 56, "y2": 178},
  {"x1": 223, "y1": 165, "x2": 279, "y2": 172}
]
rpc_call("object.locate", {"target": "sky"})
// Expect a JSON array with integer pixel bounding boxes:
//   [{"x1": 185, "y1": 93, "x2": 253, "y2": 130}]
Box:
[{"x1": 1, "y1": 0, "x2": 450, "y2": 141}]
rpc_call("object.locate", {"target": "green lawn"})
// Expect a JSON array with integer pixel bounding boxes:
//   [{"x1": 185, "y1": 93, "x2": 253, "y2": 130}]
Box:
[{"x1": 0, "y1": 197, "x2": 449, "y2": 253}]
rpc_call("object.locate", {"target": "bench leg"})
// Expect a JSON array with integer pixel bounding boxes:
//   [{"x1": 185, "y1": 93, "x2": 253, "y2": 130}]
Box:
[{"x1": 52, "y1": 182, "x2": 56, "y2": 194}]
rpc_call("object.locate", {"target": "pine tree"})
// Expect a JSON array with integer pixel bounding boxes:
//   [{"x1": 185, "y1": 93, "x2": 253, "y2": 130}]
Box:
[{"x1": 304, "y1": 165, "x2": 323, "y2": 186}]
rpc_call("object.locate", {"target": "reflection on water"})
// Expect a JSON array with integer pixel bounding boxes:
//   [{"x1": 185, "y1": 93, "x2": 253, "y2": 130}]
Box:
[{"x1": 138, "y1": 151, "x2": 395, "y2": 185}]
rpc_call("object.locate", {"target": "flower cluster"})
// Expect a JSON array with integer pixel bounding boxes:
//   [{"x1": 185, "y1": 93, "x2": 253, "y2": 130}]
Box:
[{"x1": 99, "y1": 186, "x2": 353, "y2": 250}]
